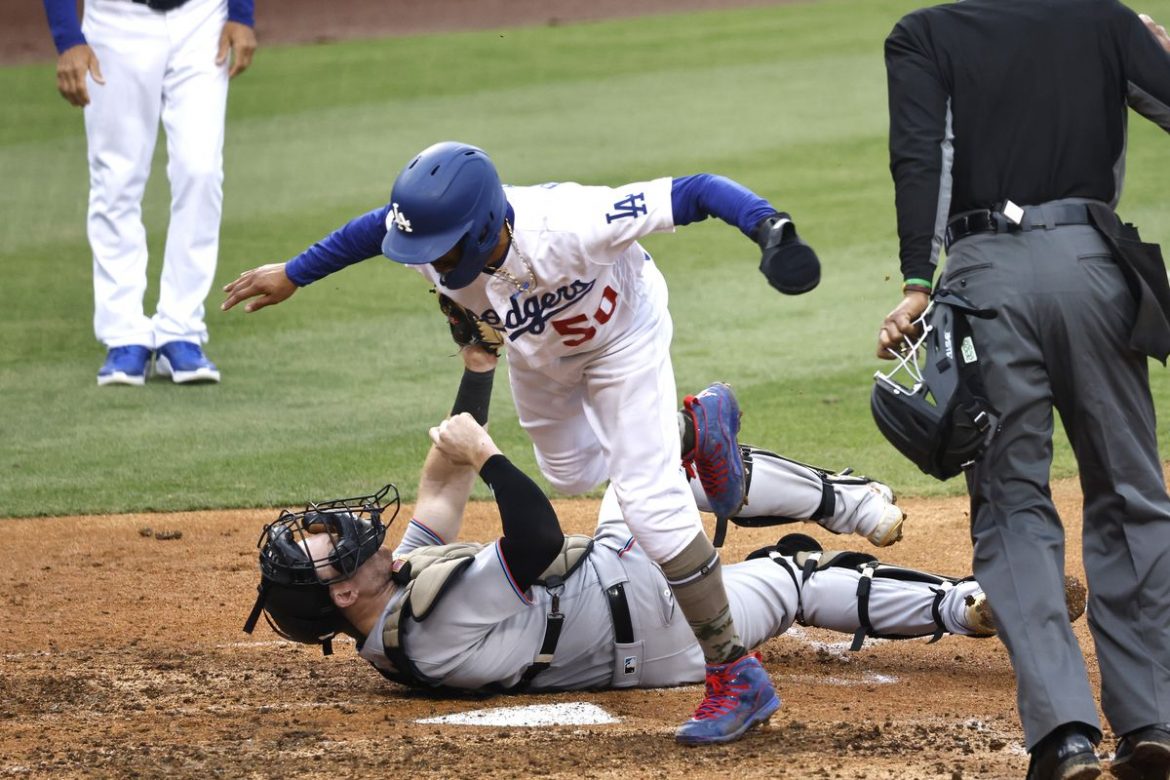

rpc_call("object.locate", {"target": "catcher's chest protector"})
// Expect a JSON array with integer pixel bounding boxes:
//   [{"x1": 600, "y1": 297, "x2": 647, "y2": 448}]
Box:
[{"x1": 379, "y1": 535, "x2": 594, "y2": 687}]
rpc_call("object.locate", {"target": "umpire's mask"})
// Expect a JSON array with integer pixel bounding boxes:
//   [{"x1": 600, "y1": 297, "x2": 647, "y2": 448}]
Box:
[{"x1": 870, "y1": 289, "x2": 1000, "y2": 480}]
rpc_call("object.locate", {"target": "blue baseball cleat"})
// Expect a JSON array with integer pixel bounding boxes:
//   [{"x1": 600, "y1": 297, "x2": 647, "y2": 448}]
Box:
[
  {"x1": 675, "y1": 652, "x2": 781, "y2": 745},
  {"x1": 97, "y1": 345, "x2": 152, "y2": 387},
  {"x1": 155, "y1": 341, "x2": 220, "y2": 384},
  {"x1": 683, "y1": 382, "x2": 747, "y2": 522}
]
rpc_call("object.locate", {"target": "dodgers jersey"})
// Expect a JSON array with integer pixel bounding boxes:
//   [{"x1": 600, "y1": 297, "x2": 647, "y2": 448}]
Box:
[{"x1": 413, "y1": 179, "x2": 676, "y2": 368}]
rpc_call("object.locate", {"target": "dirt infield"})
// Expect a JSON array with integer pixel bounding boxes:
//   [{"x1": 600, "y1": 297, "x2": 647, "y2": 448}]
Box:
[{"x1": 2, "y1": 477, "x2": 1118, "y2": 780}]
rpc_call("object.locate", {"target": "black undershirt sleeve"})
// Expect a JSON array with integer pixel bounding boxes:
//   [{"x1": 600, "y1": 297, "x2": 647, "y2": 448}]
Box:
[
  {"x1": 1119, "y1": 4, "x2": 1170, "y2": 133},
  {"x1": 479, "y1": 454, "x2": 565, "y2": 592},
  {"x1": 886, "y1": 18, "x2": 951, "y2": 283}
]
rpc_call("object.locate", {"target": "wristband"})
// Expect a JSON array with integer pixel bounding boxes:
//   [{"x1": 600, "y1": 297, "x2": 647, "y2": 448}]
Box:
[{"x1": 902, "y1": 278, "x2": 933, "y2": 295}]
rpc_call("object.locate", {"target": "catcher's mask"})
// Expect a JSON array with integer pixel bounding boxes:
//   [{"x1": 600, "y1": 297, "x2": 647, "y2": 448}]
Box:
[
  {"x1": 871, "y1": 289, "x2": 1000, "y2": 480},
  {"x1": 381, "y1": 141, "x2": 507, "y2": 291},
  {"x1": 243, "y1": 485, "x2": 399, "y2": 655}
]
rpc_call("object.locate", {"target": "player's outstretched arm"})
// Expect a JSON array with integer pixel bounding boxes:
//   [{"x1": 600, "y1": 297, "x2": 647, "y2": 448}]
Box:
[
  {"x1": 223, "y1": 205, "x2": 393, "y2": 313},
  {"x1": 669, "y1": 174, "x2": 821, "y2": 294},
  {"x1": 221, "y1": 262, "x2": 297, "y2": 312}
]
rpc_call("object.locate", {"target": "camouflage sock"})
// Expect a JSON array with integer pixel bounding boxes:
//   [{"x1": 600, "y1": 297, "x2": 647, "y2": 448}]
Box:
[{"x1": 660, "y1": 531, "x2": 745, "y2": 664}]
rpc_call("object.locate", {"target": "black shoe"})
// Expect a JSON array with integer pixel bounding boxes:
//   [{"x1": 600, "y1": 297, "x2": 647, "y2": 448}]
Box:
[
  {"x1": 1026, "y1": 723, "x2": 1102, "y2": 780},
  {"x1": 1112, "y1": 724, "x2": 1170, "y2": 780}
]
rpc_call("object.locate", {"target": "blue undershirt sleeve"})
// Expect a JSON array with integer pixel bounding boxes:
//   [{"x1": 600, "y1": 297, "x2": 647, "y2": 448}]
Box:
[
  {"x1": 284, "y1": 205, "x2": 390, "y2": 286},
  {"x1": 227, "y1": 0, "x2": 255, "y2": 27},
  {"x1": 669, "y1": 174, "x2": 777, "y2": 239},
  {"x1": 43, "y1": 0, "x2": 86, "y2": 53}
]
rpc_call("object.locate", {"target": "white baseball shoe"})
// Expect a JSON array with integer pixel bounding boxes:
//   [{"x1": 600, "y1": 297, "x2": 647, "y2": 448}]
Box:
[{"x1": 865, "y1": 482, "x2": 905, "y2": 547}]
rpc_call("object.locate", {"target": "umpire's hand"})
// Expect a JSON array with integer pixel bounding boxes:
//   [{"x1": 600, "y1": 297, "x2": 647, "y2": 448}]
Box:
[
  {"x1": 222, "y1": 263, "x2": 298, "y2": 313},
  {"x1": 430, "y1": 414, "x2": 502, "y2": 470},
  {"x1": 876, "y1": 290, "x2": 930, "y2": 359},
  {"x1": 1141, "y1": 14, "x2": 1170, "y2": 53}
]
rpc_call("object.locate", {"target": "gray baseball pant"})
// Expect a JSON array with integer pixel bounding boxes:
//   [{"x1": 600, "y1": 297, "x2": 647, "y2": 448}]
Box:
[{"x1": 940, "y1": 199, "x2": 1170, "y2": 748}]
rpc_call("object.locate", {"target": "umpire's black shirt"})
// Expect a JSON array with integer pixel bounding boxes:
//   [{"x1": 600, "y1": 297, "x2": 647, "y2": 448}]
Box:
[{"x1": 887, "y1": 0, "x2": 1170, "y2": 284}]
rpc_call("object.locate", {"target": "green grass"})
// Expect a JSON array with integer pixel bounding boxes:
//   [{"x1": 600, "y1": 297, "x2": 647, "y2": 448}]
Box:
[{"x1": 4, "y1": 0, "x2": 1170, "y2": 516}]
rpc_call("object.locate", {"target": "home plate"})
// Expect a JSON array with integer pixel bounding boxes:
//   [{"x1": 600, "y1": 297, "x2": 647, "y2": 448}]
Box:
[{"x1": 417, "y1": 702, "x2": 619, "y2": 727}]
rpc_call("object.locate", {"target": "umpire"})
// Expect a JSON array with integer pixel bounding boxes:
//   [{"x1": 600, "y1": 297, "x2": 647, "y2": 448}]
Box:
[{"x1": 877, "y1": 2, "x2": 1170, "y2": 779}]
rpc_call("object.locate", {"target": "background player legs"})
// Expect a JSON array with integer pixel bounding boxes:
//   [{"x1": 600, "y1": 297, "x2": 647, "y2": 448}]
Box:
[
  {"x1": 83, "y1": 2, "x2": 167, "y2": 349},
  {"x1": 154, "y1": 0, "x2": 229, "y2": 347}
]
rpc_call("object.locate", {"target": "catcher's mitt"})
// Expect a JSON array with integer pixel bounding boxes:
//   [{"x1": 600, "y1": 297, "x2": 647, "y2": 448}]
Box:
[{"x1": 435, "y1": 290, "x2": 504, "y2": 356}]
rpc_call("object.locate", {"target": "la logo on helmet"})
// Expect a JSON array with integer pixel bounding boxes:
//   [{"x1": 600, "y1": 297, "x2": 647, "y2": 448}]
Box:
[{"x1": 387, "y1": 203, "x2": 412, "y2": 233}]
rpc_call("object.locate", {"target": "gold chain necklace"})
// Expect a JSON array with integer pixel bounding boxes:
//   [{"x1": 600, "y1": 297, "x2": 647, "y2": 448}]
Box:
[{"x1": 495, "y1": 220, "x2": 537, "y2": 294}]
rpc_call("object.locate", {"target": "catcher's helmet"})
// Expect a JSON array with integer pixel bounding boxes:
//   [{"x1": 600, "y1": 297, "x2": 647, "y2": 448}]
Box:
[
  {"x1": 381, "y1": 142, "x2": 507, "y2": 290},
  {"x1": 870, "y1": 289, "x2": 1000, "y2": 481},
  {"x1": 243, "y1": 485, "x2": 399, "y2": 655}
]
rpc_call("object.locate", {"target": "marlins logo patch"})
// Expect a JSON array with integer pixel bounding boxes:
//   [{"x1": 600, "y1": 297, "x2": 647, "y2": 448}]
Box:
[{"x1": 387, "y1": 203, "x2": 412, "y2": 233}]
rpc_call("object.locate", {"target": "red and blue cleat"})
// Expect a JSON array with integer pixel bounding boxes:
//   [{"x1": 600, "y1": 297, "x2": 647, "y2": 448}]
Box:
[
  {"x1": 683, "y1": 382, "x2": 747, "y2": 522},
  {"x1": 675, "y1": 651, "x2": 781, "y2": 745}
]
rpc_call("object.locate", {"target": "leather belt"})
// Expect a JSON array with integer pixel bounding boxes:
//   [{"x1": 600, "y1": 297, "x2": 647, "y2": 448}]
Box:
[
  {"x1": 131, "y1": 0, "x2": 190, "y2": 11},
  {"x1": 606, "y1": 583, "x2": 635, "y2": 644},
  {"x1": 944, "y1": 203, "x2": 1093, "y2": 251}
]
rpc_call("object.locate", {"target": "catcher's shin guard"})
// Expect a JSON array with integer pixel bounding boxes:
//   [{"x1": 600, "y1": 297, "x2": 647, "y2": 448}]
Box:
[
  {"x1": 747, "y1": 533, "x2": 971, "y2": 649},
  {"x1": 726, "y1": 447, "x2": 905, "y2": 547}
]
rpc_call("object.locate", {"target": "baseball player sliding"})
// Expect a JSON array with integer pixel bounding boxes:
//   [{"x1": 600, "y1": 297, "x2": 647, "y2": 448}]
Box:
[
  {"x1": 244, "y1": 349, "x2": 1087, "y2": 715},
  {"x1": 225, "y1": 142, "x2": 824, "y2": 743}
]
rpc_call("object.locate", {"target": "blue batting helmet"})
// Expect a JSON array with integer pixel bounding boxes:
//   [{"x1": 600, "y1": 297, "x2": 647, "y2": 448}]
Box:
[{"x1": 381, "y1": 142, "x2": 507, "y2": 290}]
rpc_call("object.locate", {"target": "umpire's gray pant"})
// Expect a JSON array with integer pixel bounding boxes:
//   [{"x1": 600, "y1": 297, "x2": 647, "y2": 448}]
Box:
[{"x1": 940, "y1": 199, "x2": 1170, "y2": 749}]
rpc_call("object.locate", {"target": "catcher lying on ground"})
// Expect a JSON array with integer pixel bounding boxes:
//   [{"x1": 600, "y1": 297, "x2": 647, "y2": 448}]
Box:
[{"x1": 244, "y1": 349, "x2": 1086, "y2": 744}]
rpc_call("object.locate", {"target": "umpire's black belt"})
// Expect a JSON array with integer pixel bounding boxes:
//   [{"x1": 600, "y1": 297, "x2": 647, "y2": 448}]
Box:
[
  {"x1": 606, "y1": 583, "x2": 635, "y2": 644},
  {"x1": 944, "y1": 203, "x2": 1093, "y2": 251},
  {"x1": 131, "y1": 0, "x2": 191, "y2": 11}
]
